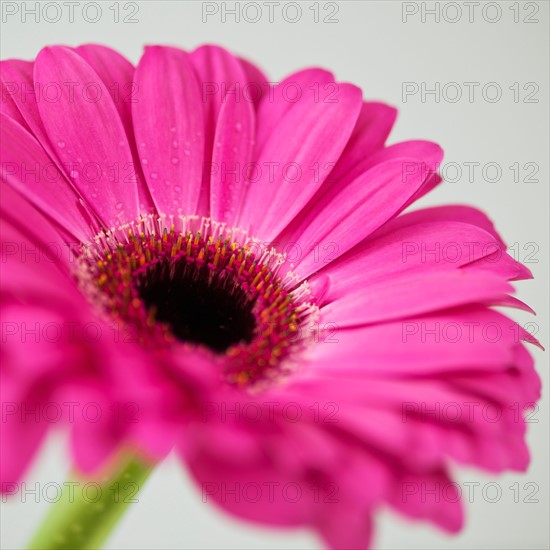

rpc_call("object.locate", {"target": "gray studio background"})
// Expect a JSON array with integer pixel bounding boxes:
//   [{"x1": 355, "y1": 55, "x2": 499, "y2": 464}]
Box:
[{"x1": 0, "y1": 1, "x2": 548, "y2": 549}]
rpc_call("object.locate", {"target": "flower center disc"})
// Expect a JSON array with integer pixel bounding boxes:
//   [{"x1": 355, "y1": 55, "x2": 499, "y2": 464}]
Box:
[{"x1": 78, "y1": 218, "x2": 315, "y2": 387}]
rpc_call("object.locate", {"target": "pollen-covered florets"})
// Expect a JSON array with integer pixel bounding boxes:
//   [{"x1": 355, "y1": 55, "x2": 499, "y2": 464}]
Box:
[{"x1": 75, "y1": 215, "x2": 319, "y2": 388}]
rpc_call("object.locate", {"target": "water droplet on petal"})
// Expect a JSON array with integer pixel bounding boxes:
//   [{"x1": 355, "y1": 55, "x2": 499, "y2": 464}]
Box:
[
  {"x1": 170, "y1": 127, "x2": 176, "y2": 133},
  {"x1": 115, "y1": 202, "x2": 123, "y2": 210},
  {"x1": 183, "y1": 149, "x2": 190, "y2": 156},
  {"x1": 172, "y1": 140, "x2": 178, "y2": 149},
  {"x1": 57, "y1": 141, "x2": 65, "y2": 149},
  {"x1": 140, "y1": 142, "x2": 146, "y2": 148},
  {"x1": 70, "y1": 170, "x2": 79, "y2": 179},
  {"x1": 215, "y1": 141, "x2": 222, "y2": 148},
  {"x1": 151, "y1": 172, "x2": 158, "y2": 179},
  {"x1": 171, "y1": 157, "x2": 179, "y2": 165},
  {"x1": 142, "y1": 158, "x2": 148, "y2": 165},
  {"x1": 235, "y1": 122, "x2": 242, "y2": 132},
  {"x1": 174, "y1": 185, "x2": 182, "y2": 192},
  {"x1": 165, "y1": 180, "x2": 171, "y2": 186}
]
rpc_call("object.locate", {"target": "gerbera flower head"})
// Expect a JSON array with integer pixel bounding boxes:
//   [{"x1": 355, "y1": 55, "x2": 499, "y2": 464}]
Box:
[{"x1": 0, "y1": 44, "x2": 541, "y2": 549}]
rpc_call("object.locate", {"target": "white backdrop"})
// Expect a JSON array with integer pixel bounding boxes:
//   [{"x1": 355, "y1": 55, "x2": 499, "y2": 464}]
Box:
[{"x1": 1, "y1": 1, "x2": 548, "y2": 549}]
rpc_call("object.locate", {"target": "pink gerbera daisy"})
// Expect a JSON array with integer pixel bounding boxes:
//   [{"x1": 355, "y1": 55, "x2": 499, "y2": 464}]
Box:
[{"x1": 0, "y1": 44, "x2": 541, "y2": 549}]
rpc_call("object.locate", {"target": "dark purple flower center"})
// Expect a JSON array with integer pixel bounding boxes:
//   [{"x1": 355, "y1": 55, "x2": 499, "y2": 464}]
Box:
[
  {"x1": 78, "y1": 222, "x2": 315, "y2": 387},
  {"x1": 136, "y1": 255, "x2": 257, "y2": 353}
]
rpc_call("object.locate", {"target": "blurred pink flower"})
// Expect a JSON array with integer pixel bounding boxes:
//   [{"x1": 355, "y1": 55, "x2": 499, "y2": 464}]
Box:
[{"x1": 0, "y1": 44, "x2": 541, "y2": 549}]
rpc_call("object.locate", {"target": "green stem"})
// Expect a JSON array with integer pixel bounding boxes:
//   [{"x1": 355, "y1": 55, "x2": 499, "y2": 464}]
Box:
[{"x1": 27, "y1": 453, "x2": 154, "y2": 550}]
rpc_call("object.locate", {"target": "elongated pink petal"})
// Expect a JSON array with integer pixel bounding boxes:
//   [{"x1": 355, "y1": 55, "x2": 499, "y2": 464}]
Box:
[
  {"x1": 1, "y1": 218, "x2": 81, "y2": 302},
  {"x1": 34, "y1": 46, "x2": 140, "y2": 226},
  {"x1": 317, "y1": 506, "x2": 373, "y2": 550},
  {"x1": 74, "y1": 44, "x2": 154, "y2": 214},
  {"x1": 238, "y1": 56, "x2": 269, "y2": 107},
  {"x1": 329, "y1": 101, "x2": 397, "y2": 183},
  {"x1": 346, "y1": 139, "x2": 442, "y2": 185},
  {"x1": 309, "y1": 307, "x2": 527, "y2": 376},
  {"x1": 287, "y1": 143, "x2": 443, "y2": 278},
  {"x1": 0, "y1": 77, "x2": 29, "y2": 129},
  {"x1": 133, "y1": 46, "x2": 204, "y2": 216},
  {"x1": 0, "y1": 60, "x2": 49, "y2": 146},
  {"x1": 190, "y1": 45, "x2": 251, "y2": 215},
  {"x1": 239, "y1": 82, "x2": 363, "y2": 238},
  {"x1": 375, "y1": 204, "x2": 507, "y2": 247},
  {"x1": 0, "y1": 379, "x2": 48, "y2": 486},
  {"x1": 289, "y1": 371, "x2": 533, "y2": 472},
  {"x1": 389, "y1": 469, "x2": 464, "y2": 533},
  {"x1": 0, "y1": 184, "x2": 80, "y2": 259},
  {"x1": 1, "y1": 58, "x2": 115, "y2": 224},
  {"x1": 253, "y1": 68, "x2": 335, "y2": 154},
  {"x1": 463, "y1": 250, "x2": 533, "y2": 281},
  {"x1": 315, "y1": 221, "x2": 509, "y2": 301},
  {"x1": 209, "y1": 92, "x2": 255, "y2": 224},
  {"x1": 0, "y1": 113, "x2": 95, "y2": 242},
  {"x1": 322, "y1": 271, "x2": 514, "y2": 327},
  {"x1": 74, "y1": 44, "x2": 135, "y2": 138}
]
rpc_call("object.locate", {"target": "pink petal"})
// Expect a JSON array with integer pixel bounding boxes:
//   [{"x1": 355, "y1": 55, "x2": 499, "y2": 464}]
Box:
[
  {"x1": 315, "y1": 221, "x2": 508, "y2": 301},
  {"x1": 377, "y1": 204, "x2": 507, "y2": 247},
  {"x1": 209, "y1": 92, "x2": 256, "y2": 224},
  {"x1": 237, "y1": 55, "x2": 269, "y2": 107},
  {"x1": 287, "y1": 143, "x2": 443, "y2": 279},
  {"x1": 34, "y1": 46, "x2": 140, "y2": 226},
  {"x1": 133, "y1": 46, "x2": 204, "y2": 216},
  {"x1": 74, "y1": 44, "x2": 135, "y2": 140},
  {"x1": 0, "y1": 60, "x2": 52, "y2": 151},
  {"x1": 0, "y1": 380, "x2": 48, "y2": 487},
  {"x1": 74, "y1": 44, "x2": 155, "y2": 214},
  {"x1": 64, "y1": 382, "x2": 127, "y2": 475},
  {"x1": 0, "y1": 184, "x2": 80, "y2": 258},
  {"x1": 190, "y1": 45, "x2": 251, "y2": 215},
  {"x1": 239, "y1": 82, "x2": 363, "y2": 238},
  {"x1": 0, "y1": 76, "x2": 29, "y2": 129},
  {"x1": 0, "y1": 113, "x2": 95, "y2": 242},
  {"x1": 184, "y1": 456, "x2": 313, "y2": 527},
  {"x1": 463, "y1": 250, "x2": 533, "y2": 281},
  {"x1": 389, "y1": 469, "x2": 463, "y2": 533},
  {"x1": 403, "y1": 172, "x2": 442, "y2": 208},
  {"x1": 1, "y1": 59, "x2": 113, "y2": 228},
  {"x1": 253, "y1": 68, "x2": 335, "y2": 154},
  {"x1": 322, "y1": 271, "x2": 514, "y2": 327},
  {"x1": 329, "y1": 101, "x2": 397, "y2": 184},
  {"x1": 0, "y1": 218, "x2": 81, "y2": 303},
  {"x1": 308, "y1": 307, "x2": 526, "y2": 376},
  {"x1": 316, "y1": 507, "x2": 373, "y2": 550}
]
